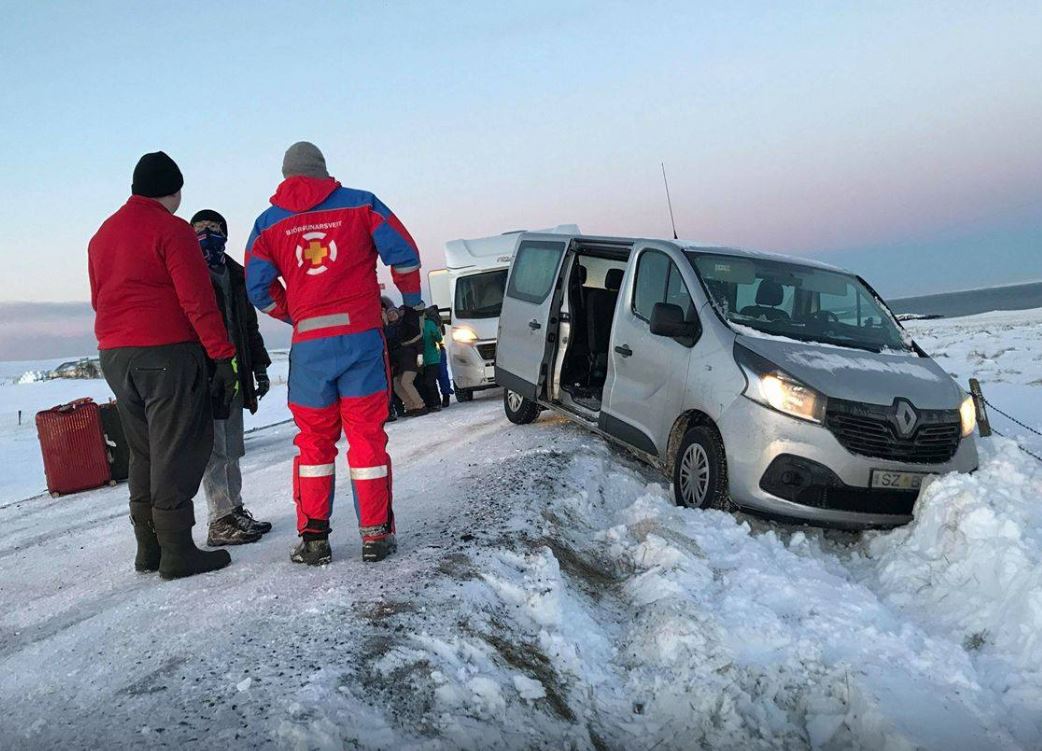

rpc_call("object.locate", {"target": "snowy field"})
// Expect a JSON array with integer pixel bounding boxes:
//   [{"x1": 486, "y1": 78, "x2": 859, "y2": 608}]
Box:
[
  {"x1": 0, "y1": 309, "x2": 1041, "y2": 749},
  {"x1": 0, "y1": 353, "x2": 292, "y2": 503}
]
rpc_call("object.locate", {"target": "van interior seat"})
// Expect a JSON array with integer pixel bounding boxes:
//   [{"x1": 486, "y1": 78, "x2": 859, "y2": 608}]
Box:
[
  {"x1": 586, "y1": 268, "x2": 624, "y2": 383},
  {"x1": 739, "y1": 279, "x2": 790, "y2": 322}
]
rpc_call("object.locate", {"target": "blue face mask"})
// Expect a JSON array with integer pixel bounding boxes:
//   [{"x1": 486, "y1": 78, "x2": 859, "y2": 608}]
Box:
[{"x1": 197, "y1": 228, "x2": 227, "y2": 267}]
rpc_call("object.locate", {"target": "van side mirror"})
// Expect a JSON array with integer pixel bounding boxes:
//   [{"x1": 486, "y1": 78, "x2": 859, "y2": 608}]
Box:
[{"x1": 650, "y1": 303, "x2": 701, "y2": 345}]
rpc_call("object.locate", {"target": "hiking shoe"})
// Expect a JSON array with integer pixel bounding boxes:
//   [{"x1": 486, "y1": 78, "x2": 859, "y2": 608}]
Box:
[
  {"x1": 291, "y1": 538, "x2": 332, "y2": 566},
  {"x1": 207, "y1": 514, "x2": 263, "y2": 546},
  {"x1": 403, "y1": 407, "x2": 428, "y2": 418},
  {"x1": 362, "y1": 533, "x2": 397, "y2": 563},
  {"x1": 157, "y1": 529, "x2": 231, "y2": 580},
  {"x1": 441, "y1": 395, "x2": 451, "y2": 408},
  {"x1": 233, "y1": 505, "x2": 272, "y2": 535}
]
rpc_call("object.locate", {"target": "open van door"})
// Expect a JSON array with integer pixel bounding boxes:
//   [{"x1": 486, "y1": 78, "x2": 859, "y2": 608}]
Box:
[{"x1": 495, "y1": 237, "x2": 570, "y2": 401}]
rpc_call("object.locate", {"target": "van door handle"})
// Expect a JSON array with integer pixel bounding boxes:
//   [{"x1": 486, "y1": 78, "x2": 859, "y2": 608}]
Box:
[
  {"x1": 614, "y1": 344, "x2": 633, "y2": 357},
  {"x1": 528, "y1": 320, "x2": 542, "y2": 330}
]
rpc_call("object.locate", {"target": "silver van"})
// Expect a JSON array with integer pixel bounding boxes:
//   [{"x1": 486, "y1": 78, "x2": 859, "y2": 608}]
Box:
[{"x1": 495, "y1": 233, "x2": 978, "y2": 528}]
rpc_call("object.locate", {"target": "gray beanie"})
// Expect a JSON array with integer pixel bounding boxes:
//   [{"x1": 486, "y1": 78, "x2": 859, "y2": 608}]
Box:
[{"x1": 282, "y1": 141, "x2": 329, "y2": 179}]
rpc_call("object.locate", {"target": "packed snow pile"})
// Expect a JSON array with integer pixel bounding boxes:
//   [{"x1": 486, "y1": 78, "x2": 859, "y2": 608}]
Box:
[
  {"x1": 859, "y1": 437, "x2": 1042, "y2": 739},
  {"x1": 362, "y1": 440, "x2": 1034, "y2": 749}
]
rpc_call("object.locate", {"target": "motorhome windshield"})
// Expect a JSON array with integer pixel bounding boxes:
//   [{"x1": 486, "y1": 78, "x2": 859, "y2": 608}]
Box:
[
  {"x1": 688, "y1": 253, "x2": 910, "y2": 352},
  {"x1": 455, "y1": 269, "x2": 508, "y2": 319}
]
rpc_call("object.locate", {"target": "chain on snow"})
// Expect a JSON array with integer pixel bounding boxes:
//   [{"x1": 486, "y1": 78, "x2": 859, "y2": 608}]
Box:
[
  {"x1": 983, "y1": 397, "x2": 1042, "y2": 438},
  {"x1": 980, "y1": 397, "x2": 1042, "y2": 464}
]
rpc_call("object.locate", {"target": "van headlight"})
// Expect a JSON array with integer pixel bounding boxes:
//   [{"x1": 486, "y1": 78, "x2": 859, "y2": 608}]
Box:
[
  {"x1": 734, "y1": 343, "x2": 826, "y2": 424},
  {"x1": 960, "y1": 395, "x2": 977, "y2": 438},
  {"x1": 452, "y1": 326, "x2": 478, "y2": 344}
]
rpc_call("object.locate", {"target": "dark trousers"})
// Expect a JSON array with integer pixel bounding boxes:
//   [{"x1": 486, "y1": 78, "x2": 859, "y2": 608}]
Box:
[
  {"x1": 100, "y1": 342, "x2": 213, "y2": 532},
  {"x1": 421, "y1": 364, "x2": 441, "y2": 407}
]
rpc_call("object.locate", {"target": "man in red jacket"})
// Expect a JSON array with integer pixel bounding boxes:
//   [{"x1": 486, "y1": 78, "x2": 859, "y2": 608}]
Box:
[
  {"x1": 246, "y1": 142, "x2": 423, "y2": 565},
  {"x1": 89, "y1": 151, "x2": 239, "y2": 580}
]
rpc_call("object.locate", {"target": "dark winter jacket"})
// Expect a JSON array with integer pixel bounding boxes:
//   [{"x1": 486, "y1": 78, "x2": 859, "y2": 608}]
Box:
[
  {"x1": 395, "y1": 307, "x2": 422, "y2": 374},
  {"x1": 88, "y1": 196, "x2": 235, "y2": 360},
  {"x1": 384, "y1": 320, "x2": 402, "y2": 376},
  {"x1": 209, "y1": 257, "x2": 271, "y2": 414}
]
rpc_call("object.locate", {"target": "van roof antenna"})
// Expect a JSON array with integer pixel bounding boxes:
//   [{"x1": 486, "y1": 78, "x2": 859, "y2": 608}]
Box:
[{"x1": 661, "y1": 162, "x2": 679, "y2": 240}]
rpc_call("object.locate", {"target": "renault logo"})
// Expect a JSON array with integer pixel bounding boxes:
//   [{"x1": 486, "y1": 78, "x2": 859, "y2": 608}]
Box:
[{"x1": 893, "y1": 399, "x2": 918, "y2": 437}]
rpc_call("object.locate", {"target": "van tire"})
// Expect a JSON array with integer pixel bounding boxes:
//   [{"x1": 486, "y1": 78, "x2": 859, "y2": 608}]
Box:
[
  {"x1": 455, "y1": 384, "x2": 473, "y2": 403},
  {"x1": 672, "y1": 426, "x2": 729, "y2": 510},
  {"x1": 504, "y1": 390, "x2": 540, "y2": 425}
]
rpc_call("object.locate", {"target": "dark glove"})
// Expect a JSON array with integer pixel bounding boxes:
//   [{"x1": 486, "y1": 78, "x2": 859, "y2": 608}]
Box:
[
  {"x1": 211, "y1": 358, "x2": 238, "y2": 414},
  {"x1": 255, "y1": 369, "x2": 270, "y2": 400}
]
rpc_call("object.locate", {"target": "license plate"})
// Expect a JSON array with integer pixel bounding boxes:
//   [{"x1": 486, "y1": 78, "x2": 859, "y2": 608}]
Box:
[{"x1": 870, "y1": 469, "x2": 928, "y2": 491}]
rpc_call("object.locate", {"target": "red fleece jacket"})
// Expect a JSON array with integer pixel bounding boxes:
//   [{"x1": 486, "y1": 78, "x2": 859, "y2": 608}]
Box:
[{"x1": 88, "y1": 196, "x2": 235, "y2": 359}]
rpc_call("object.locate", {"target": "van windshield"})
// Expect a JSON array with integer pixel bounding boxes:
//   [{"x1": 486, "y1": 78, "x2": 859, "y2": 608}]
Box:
[
  {"x1": 687, "y1": 252, "x2": 911, "y2": 352},
  {"x1": 455, "y1": 269, "x2": 508, "y2": 319}
]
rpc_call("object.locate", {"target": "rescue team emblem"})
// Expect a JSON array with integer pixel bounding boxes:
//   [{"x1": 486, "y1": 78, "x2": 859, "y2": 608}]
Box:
[{"x1": 295, "y1": 232, "x2": 338, "y2": 276}]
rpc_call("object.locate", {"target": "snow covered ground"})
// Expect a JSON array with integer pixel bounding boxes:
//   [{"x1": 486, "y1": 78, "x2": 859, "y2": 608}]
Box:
[{"x1": 1, "y1": 309, "x2": 1041, "y2": 749}]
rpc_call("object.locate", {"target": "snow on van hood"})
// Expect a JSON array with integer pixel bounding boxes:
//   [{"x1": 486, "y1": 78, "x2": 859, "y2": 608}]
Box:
[{"x1": 736, "y1": 334, "x2": 963, "y2": 409}]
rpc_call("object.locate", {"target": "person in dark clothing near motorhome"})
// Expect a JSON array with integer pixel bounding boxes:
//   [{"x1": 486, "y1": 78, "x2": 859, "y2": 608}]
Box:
[
  {"x1": 421, "y1": 307, "x2": 444, "y2": 411},
  {"x1": 382, "y1": 299, "x2": 402, "y2": 422},
  {"x1": 191, "y1": 209, "x2": 274, "y2": 546},
  {"x1": 394, "y1": 304, "x2": 427, "y2": 416},
  {"x1": 88, "y1": 151, "x2": 237, "y2": 580}
]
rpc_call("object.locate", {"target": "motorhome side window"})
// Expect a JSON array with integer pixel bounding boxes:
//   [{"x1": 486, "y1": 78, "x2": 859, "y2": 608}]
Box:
[
  {"x1": 505, "y1": 241, "x2": 564, "y2": 304},
  {"x1": 632, "y1": 250, "x2": 695, "y2": 322}
]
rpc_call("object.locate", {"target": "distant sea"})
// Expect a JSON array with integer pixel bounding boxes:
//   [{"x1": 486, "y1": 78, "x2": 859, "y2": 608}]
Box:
[{"x1": 888, "y1": 281, "x2": 1042, "y2": 319}]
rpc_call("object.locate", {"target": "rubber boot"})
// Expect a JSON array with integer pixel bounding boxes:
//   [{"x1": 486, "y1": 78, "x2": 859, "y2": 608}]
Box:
[
  {"x1": 131, "y1": 517, "x2": 161, "y2": 573},
  {"x1": 157, "y1": 528, "x2": 231, "y2": 580}
]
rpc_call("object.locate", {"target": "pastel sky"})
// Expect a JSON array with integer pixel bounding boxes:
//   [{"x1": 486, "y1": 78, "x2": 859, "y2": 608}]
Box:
[{"x1": 1, "y1": 1, "x2": 1039, "y2": 307}]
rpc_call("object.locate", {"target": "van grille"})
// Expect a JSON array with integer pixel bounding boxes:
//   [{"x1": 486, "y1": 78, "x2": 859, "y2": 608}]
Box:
[
  {"x1": 825, "y1": 398, "x2": 961, "y2": 464},
  {"x1": 476, "y1": 343, "x2": 497, "y2": 362}
]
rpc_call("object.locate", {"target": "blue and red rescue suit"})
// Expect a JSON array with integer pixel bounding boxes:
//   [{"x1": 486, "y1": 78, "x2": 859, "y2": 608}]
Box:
[{"x1": 245, "y1": 176, "x2": 421, "y2": 539}]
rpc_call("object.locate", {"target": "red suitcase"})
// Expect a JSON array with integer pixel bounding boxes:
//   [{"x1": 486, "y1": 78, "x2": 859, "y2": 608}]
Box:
[{"x1": 36, "y1": 398, "x2": 114, "y2": 496}]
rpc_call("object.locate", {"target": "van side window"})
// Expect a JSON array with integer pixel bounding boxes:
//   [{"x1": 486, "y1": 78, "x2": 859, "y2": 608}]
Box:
[
  {"x1": 665, "y1": 263, "x2": 696, "y2": 321},
  {"x1": 505, "y1": 241, "x2": 565, "y2": 304},
  {"x1": 633, "y1": 250, "x2": 695, "y2": 322},
  {"x1": 633, "y1": 251, "x2": 670, "y2": 320}
]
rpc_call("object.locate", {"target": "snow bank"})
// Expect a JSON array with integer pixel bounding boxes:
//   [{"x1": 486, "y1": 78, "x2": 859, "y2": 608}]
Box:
[
  {"x1": 860, "y1": 438, "x2": 1042, "y2": 741},
  {"x1": 391, "y1": 445, "x2": 1028, "y2": 749}
]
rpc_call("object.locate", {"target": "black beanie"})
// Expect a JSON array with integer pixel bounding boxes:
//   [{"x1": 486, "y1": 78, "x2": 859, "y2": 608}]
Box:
[
  {"x1": 190, "y1": 209, "x2": 228, "y2": 236},
  {"x1": 131, "y1": 151, "x2": 184, "y2": 198}
]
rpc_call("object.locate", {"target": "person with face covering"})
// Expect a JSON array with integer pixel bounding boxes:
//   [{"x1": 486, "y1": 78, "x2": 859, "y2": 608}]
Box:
[{"x1": 190, "y1": 209, "x2": 274, "y2": 546}]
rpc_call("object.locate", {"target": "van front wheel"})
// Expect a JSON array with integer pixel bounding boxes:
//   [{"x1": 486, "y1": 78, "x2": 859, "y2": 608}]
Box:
[
  {"x1": 454, "y1": 383, "x2": 473, "y2": 403},
  {"x1": 673, "y1": 426, "x2": 729, "y2": 510},
  {"x1": 504, "y1": 390, "x2": 540, "y2": 425}
]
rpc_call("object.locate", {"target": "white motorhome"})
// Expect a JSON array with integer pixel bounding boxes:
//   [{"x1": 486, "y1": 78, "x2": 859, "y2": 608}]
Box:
[{"x1": 431, "y1": 225, "x2": 578, "y2": 401}]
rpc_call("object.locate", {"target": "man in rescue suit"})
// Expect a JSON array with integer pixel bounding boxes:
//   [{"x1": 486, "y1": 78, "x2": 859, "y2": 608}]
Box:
[{"x1": 245, "y1": 142, "x2": 422, "y2": 565}]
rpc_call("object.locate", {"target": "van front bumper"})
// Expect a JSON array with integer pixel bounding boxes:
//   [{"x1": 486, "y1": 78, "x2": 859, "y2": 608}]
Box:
[
  {"x1": 450, "y1": 339, "x2": 498, "y2": 390},
  {"x1": 718, "y1": 396, "x2": 978, "y2": 528}
]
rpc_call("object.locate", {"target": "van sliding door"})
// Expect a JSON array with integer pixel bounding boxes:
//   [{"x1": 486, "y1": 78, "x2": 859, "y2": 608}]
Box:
[{"x1": 495, "y1": 239, "x2": 568, "y2": 400}]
